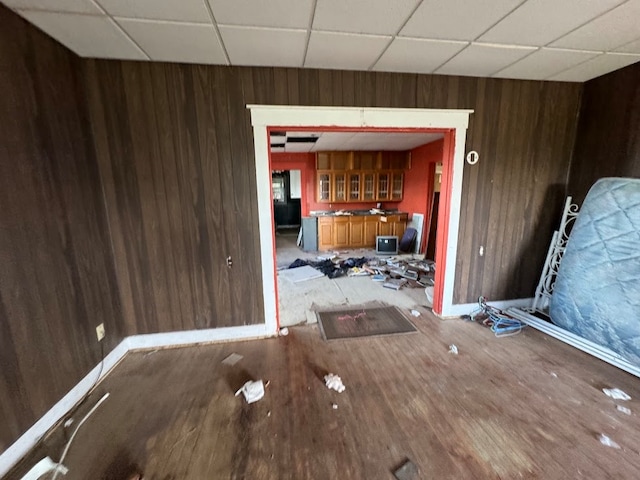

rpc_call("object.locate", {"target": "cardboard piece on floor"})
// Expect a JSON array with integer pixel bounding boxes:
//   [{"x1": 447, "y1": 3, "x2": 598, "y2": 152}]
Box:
[
  {"x1": 393, "y1": 459, "x2": 418, "y2": 480},
  {"x1": 221, "y1": 353, "x2": 243, "y2": 366},
  {"x1": 278, "y1": 265, "x2": 324, "y2": 283}
]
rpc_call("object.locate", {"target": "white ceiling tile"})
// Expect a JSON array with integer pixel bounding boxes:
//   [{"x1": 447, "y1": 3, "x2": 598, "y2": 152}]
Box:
[
  {"x1": 16, "y1": 10, "x2": 147, "y2": 59},
  {"x1": 209, "y1": 0, "x2": 313, "y2": 29},
  {"x1": 271, "y1": 147, "x2": 285, "y2": 153},
  {"x1": 401, "y1": 0, "x2": 522, "y2": 41},
  {"x1": 4, "y1": 0, "x2": 102, "y2": 14},
  {"x1": 373, "y1": 37, "x2": 467, "y2": 74},
  {"x1": 285, "y1": 143, "x2": 313, "y2": 152},
  {"x1": 495, "y1": 47, "x2": 599, "y2": 80},
  {"x1": 99, "y1": 0, "x2": 211, "y2": 23},
  {"x1": 116, "y1": 19, "x2": 226, "y2": 64},
  {"x1": 305, "y1": 31, "x2": 391, "y2": 70},
  {"x1": 287, "y1": 132, "x2": 320, "y2": 138},
  {"x1": 479, "y1": 0, "x2": 625, "y2": 46},
  {"x1": 616, "y1": 37, "x2": 640, "y2": 54},
  {"x1": 436, "y1": 43, "x2": 536, "y2": 77},
  {"x1": 549, "y1": 53, "x2": 640, "y2": 82},
  {"x1": 313, "y1": 0, "x2": 420, "y2": 35},
  {"x1": 551, "y1": 1, "x2": 640, "y2": 51},
  {"x1": 219, "y1": 26, "x2": 306, "y2": 67}
]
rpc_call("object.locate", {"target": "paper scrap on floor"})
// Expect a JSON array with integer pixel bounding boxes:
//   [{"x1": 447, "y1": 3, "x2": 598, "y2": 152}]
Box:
[
  {"x1": 278, "y1": 265, "x2": 324, "y2": 283},
  {"x1": 221, "y1": 353, "x2": 243, "y2": 366}
]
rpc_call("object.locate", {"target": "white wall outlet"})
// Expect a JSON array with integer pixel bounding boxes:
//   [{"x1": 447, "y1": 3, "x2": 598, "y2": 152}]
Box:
[
  {"x1": 95, "y1": 323, "x2": 105, "y2": 342},
  {"x1": 479, "y1": 246, "x2": 484, "y2": 256}
]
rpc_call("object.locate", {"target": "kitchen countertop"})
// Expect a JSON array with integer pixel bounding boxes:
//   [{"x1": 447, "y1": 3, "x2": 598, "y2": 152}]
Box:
[{"x1": 309, "y1": 210, "x2": 406, "y2": 217}]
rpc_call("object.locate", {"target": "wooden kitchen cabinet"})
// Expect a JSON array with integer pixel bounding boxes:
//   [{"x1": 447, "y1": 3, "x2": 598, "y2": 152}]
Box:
[
  {"x1": 333, "y1": 217, "x2": 350, "y2": 248},
  {"x1": 364, "y1": 216, "x2": 378, "y2": 245},
  {"x1": 391, "y1": 172, "x2": 404, "y2": 200},
  {"x1": 362, "y1": 172, "x2": 376, "y2": 201},
  {"x1": 318, "y1": 217, "x2": 334, "y2": 250},
  {"x1": 316, "y1": 214, "x2": 407, "y2": 250},
  {"x1": 348, "y1": 172, "x2": 361, "y2": 201},
  {"x1": 378, "y1": 217, "x2": 392, "y2": 236},
  {"x1": 349, "y1": 216, "x2": 365, "y2": 247},
  {"x1": 333, "y1": 172, "x2": 347, "y2": 202},
  {"x1": 376, "y1": 172, "x2": 390, "y2": 201},
  {"x1": 317, "y1": 172, "x2": 331, "y2": 202}
]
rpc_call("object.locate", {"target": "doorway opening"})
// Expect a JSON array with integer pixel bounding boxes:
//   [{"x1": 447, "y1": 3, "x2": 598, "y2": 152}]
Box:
[{"x1": 249, "y1": 106, "x2": 473, "y2": 334}]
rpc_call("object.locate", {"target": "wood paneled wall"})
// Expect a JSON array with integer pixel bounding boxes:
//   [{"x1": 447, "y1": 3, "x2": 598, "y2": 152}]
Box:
[
  {"x1": 569, "y1": 62, "x2": 640, "y2": 204},
  {"x1": 83, "y1": 62, "x2": 265, "y2": 334},
  {"x1": 0, "y1": 7, "x2": 123, "y2": 451},
  {"x1": 84, "y1": 64, "x2": 581, "y2": 307}
]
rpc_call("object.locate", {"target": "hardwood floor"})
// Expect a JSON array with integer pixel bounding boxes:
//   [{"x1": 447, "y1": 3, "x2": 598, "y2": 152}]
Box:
[{"x1": 9, "y1": 314, "x2": 640, "y2": 479}]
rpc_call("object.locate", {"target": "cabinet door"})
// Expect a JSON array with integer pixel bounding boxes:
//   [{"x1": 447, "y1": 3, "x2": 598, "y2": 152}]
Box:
[
  {"x1": 333, "y1": 172, "x2": 347, "y2": 202},
  {"x1": 348, "y1": 173, "x2": 361, "y2": 201},
  {"x1": 317, "y1": 172, "x2": 331, "y2": 202},
  {"x1": 378, "y1": 218, "x2": 392, "y2": 236},
  {"x1": 393, "y1": 220, "x2": 407, "y2": 239},
  {"x1": 331, "y1": 152, "x2": 351, "y2": 170},
  {"x1": 391, "y1": 172, "x2": 404, "y2": 200},
  {"x1": 318, "y1": 218, "x2": 334, "y2": 251},
  {"x1": 362, "y1": 172, "x2": 376, "y2": 201},
  {"x1": 377, "y1": 172, "x2": 390, "y2": 201},
  {"x1": 349, "y1": 218, "x2": 365, "y2": 247},
  {"x1": 333, "y1": 218, "x2": 350, "y2": 247},
  {"x1": 364, "y1": 217, "x2": 378, "y2": 247},
  {"x1": 316, "y1": 152, "x2": 330, "y2": 170}
]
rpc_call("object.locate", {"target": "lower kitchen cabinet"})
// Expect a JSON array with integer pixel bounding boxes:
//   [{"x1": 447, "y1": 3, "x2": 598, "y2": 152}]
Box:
[
  {"x1": 316, "y1": 214, "x2": 408, "y2": 251},
  {"x1": 349, "y1": 217, "x2": 365, "y2": 247},
  {"x1": 318, "y1": 217, "x2": 334, "y2": 250},
  {"x1": 333, "y1": 217, "x2": 350, "y2": 248}
]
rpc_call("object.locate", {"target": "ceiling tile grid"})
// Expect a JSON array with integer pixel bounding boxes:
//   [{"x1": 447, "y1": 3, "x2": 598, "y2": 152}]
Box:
[
  {"x1": 3, "y1": 0, "x2": 640, "y2": 81},
  {"x1": 436, "y1": 43, "x2": 537, "y2": 77},
  {"x1": 116, "y1": 18, "x2": 227, "y2": 64}
]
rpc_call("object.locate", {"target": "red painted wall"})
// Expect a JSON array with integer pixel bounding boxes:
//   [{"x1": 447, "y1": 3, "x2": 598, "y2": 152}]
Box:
[{"x1": 398, "y1": 139, "x2": 444, "y2": 251}]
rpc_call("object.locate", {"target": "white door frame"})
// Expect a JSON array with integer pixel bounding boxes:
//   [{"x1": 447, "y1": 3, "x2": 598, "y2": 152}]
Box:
[{"x1": 248, "y1": 105, "x2": 473, "y2": 333}]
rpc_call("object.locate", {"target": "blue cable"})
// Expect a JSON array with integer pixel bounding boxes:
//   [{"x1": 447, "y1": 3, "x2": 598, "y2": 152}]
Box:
[{"x1": 470, "y1": 296, "x2": 525, "y2": 337}]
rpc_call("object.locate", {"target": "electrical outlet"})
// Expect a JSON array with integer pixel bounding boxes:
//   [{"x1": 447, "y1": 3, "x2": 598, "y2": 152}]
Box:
[{"x1": 96, "y1": 323, "x2": 105, "y2": 342}]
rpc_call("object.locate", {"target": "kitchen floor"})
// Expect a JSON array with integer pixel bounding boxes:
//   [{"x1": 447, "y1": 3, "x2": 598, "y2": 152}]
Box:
[{"x1": 275, "y1": 230, "x2": 430, "y2": 327}]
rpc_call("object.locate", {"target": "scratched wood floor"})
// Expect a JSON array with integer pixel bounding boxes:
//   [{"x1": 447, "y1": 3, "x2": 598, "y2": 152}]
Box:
[{"x1": 9, "y1": 312, "x2": 640, "y2": 479}]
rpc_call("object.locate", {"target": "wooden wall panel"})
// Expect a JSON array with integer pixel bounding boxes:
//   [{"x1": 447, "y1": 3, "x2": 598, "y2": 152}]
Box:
[
  {"x1": 569, "y1": 62, "x2": 640, "y2": 204},
  {"x1": 83, "y1": 61, "x2": 265, "y2": 334},
  {"x1": 0, "y1": 6, "x2": 123, "y2": 451},
  {"x1": 84, "y1": 61, "x2": 582, "y2": 319}
]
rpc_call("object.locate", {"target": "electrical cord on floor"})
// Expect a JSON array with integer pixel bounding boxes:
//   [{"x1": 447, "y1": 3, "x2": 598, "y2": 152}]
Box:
[
  {"x1": 51, "y1": 392, "x2": 110, "y2": 480},
  {"x1": 470, "y1": 296, "x2": 525, "y2": 337},
  {"x1": 19, "y1": 339, "x2": 107, "y2": 473}
]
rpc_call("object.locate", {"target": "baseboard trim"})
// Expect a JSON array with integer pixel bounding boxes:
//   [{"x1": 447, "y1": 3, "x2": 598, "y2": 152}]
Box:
[
  {"x1": 0, "y1": 323, "x2": 275, "y2": 477},
  {"x1": 126, "y1": 323, "x2": 275, "y2": 351},
  {"x1": 0, "y1": 339, "x2": 129, "y2": 478},
  {"x1": 440, "y1": 297, "x2": 534, "y2": 317}
]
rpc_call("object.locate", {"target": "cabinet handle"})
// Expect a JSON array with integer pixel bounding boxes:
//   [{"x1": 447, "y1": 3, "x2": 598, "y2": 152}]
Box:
[{"x1": 226, "y1": 256, "x2": 233, "y2": 268}]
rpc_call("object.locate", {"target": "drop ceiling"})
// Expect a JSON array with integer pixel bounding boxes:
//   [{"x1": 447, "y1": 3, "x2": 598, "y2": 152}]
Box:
[
  {"x1": 5, "y1": 0, "x2": 640, "y2": 82},
  {"x1": 269, "y1": 131, "x2": 444, "y2": 153}
]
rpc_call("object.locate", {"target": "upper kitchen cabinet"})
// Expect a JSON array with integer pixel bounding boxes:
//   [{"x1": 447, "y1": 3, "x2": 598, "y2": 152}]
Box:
[
  {"x1": 316, "y1": 151, "x2": 352, "y2": 170},
  {"x1": 315, "y1": 150, "x2": 409, "y2": 203}
]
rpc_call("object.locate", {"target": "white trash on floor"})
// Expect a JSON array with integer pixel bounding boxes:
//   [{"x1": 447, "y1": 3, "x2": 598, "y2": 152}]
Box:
[
  {"x1": 235, "y1": 380, "x2": 265, "y2": 404},
  {"x1": 603, "y1": 388, "x2": 631, "y2": 401},
  {"x1": 324, "y1": 373, "x2": 346, "y2": 393}
]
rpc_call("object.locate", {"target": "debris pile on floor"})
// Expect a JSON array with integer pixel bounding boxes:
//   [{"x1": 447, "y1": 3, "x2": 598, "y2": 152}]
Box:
[
  {"x1": 467, "y1": 296, "x2": 526, "y2": 337},
  {"x1": 285, "y1": 255, "x2": 435, "y2": 290}
]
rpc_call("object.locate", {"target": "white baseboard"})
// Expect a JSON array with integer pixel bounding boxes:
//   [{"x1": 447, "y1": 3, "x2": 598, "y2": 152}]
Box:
[
  {"x1": 0, "y1": 339, "x2": 129, "y2": 478},
  {"x1": 440, "y1": 297, "x2": 534, "y2": 318},
  {"x1": 0, "y1": 323, "x2": 275, "y2": 477},
  {"x1": 126, "y1": 323, "x2": 276, "y2": 350}
]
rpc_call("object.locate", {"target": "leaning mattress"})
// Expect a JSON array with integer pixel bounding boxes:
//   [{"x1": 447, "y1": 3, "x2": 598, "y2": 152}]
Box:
[{"x1": 549, "y1": 178, "x2": 640, "y2": 365}]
